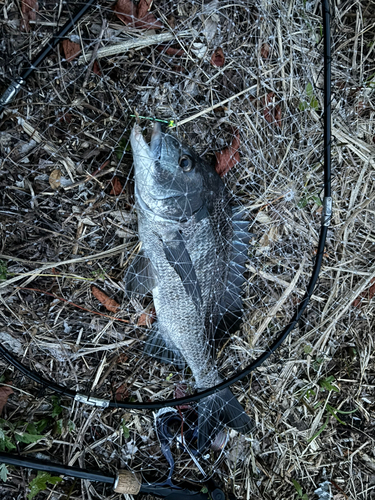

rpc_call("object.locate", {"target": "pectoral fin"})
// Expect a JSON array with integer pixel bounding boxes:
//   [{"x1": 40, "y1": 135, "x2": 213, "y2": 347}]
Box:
[
  {"x1": 124, "y1": 251, "x2": 156, "y2": 296},
  {"x1": 162, "y1": 231, "x2": 202, "y2": 309}
]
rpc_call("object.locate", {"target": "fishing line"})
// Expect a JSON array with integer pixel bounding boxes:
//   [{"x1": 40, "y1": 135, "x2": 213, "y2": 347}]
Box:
[{"x1": 0, "y1": 0, "x2": 332, "y2": 410}]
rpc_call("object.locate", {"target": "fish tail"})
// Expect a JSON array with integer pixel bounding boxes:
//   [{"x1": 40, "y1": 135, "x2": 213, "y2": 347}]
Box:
[{"x1": 197, "y1": 388, "x2": 253, "y2": 452}]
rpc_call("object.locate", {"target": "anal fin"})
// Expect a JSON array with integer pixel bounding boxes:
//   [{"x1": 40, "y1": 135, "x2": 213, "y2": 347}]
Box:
[{"x1": 144, "y1": 325, "x2": 186, "y2": 370}]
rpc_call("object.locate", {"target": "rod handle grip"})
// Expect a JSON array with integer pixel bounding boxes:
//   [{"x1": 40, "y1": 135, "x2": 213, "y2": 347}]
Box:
[{"x1": 113, "y1": 470, "x2": 141, "y2": 494}]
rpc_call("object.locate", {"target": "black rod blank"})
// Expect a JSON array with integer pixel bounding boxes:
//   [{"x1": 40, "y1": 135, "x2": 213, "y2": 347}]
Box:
[
  {"x1": 0, "y1": 452, "x2": 116, "y2": 484},
  {"x1": 0, "y1": 0, "x2": 97, "y2": 114}
]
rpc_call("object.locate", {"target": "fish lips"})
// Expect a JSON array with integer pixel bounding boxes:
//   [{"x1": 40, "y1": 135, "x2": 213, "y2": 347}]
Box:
[
  {"x1": 131, "y1": 123, "x2": 183, "y2": 202},
  {"x1": 131, "y1": 122, "x2": 162, "y2": 161},
  {"x1": 150, "y1": 121, "x2": 162, "y2": 158}
]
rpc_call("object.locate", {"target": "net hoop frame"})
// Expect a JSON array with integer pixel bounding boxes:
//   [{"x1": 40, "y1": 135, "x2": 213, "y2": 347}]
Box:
[{"x1": 0, "y1": 0, "x2": 332, "y2": 411}]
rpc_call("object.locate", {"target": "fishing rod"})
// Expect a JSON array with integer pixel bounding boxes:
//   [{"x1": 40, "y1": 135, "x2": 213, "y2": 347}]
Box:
[
  {"x1": 0, "y1": 0, "x2": 97, "y2": 115},
  {"x1": 0, "y1": 452, "x2": 227, "y2": 499},
  {"x1": 0, "y1": 0, "x2": 332, "y2": 410}
]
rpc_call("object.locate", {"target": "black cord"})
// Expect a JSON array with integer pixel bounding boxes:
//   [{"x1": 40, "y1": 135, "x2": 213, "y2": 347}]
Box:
[{"x1": 0, "y1": 0, "x2": 332, "y2": 410}]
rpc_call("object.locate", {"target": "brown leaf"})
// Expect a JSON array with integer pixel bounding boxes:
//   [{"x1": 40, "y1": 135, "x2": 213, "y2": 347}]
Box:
[
  {"x1": 137, "y1": 0, "x2": 153, "y2": 19},
  {"x1": 115, "y1": 383, "x2": 129, "y2": 401},
  {"x1": 114, "y1": 0, "x2": 136, "y2": 25},
  {"x1": 173, "y1": 65, "x2": 186, "y2": 73},
  {"x1": 166, "y1": 15, "x2": 176, "y2": 28},
  {"x1": 114, "y1": 0, "x2": 162, "y2": 29},
  {"x1": 61, "y1": 39, "x2": 81, "y2": 62},
  {"x1": 260, "y1": 43, "x2": 270, "y2": 59},
  {"x1": 174, "y1": 384, "x2": 191, "y2": 410},
  {"x1": 210, "y1": 47, "x2": 225, "y2": 67},
  {"x1": 91, "y1": 286, "x2": 120, "y2": 313},
  {"x1": 137, "y1": 307, "x2": 156, "y2": 327},
  {"x1": 352, "y1": 278, "x2": 375, "y2": 308},
  {"x1": 215, "y1": 129, "x2": 240, "y2": 177},
  {"x1": 92, "y1": 61, "x2": 101, "y2": 76},
  {"x1": 109, "y1": 176, "x2": 123, "y2": 196},
  {"x1": 0, "y1": 385, "x2": 13, "y2": 415},
  {"x1": 117, "y1": 353, "x2": 128, "y2": 364},
  {"x1": 58, "y1": 113, "x2": 73, "y2": 123},
  {"x1": 49, "y1": 169, "x2": 61, "y2": 190},
  {"x1": 264, "y1": 92, "x2": 281, "y2": 128},
  {"x1": 21, "y1": 0, "x2": 38, "y2": 32}
]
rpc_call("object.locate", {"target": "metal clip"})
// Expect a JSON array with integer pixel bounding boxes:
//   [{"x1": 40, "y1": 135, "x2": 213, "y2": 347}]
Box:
[
  {"x1": 0, "y1": 78, "x2": 25, "y2": 108},
  {"x1": 321, "y1": 196, "x2": 332, "y2": 227},
  {"x1": 74, "y1": 394, "x2": 110, "y2": 408}
]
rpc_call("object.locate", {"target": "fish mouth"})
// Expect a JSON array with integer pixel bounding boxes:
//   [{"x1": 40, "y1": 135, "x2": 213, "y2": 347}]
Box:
[
  {"x1": 150, "y1": 121, "x2": 162, "y2": 158},
  {"x1": 131, "y1": 122, "x2": 162, "y2": 160}
]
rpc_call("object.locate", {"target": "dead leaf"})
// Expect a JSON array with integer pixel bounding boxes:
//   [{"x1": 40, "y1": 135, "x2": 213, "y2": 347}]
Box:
[
  {"x1": 137, "y1": 0, "x2": 153, "y2": 19},
  {"x1": 21, "y1": 0, "x2": 38, "y2": 32},
  {"x1": 117, "y1": 353, "x2": 128, "y2": 363},
  {"x1": 260, "y1": 43, "x2": 270, "y2": 59},
  {"x1": 136, "y1": 11, "x2": 162, "y2": 29},
  {"x1": 210, "y1": 47, "x2": 225, "y2": 67},
  {"x1": 137, "y1": 307, "x2": 156, "y2": 327},
  {"x1": 58, "y1": 113, "x2": 73, "y2": 123},
  {"x1": 258, "y1": 226, "x2": 279, "y2": 252},
  {"x1": 49, "y1": 169, "x2": 61, "y2": 190},
  {"x1": 215, "y1": 129, "x2": 240, "y2": 177},
  {"x1": 0, "y1": 385, "x2": 13, "y2": 415},
  {"x1": 109, "y1": 176, "x2": 123, "y2": 196},
  {"x1": 264, "y1": 92, "x2": 281, "y2": 128},
  {"x1": 92, "y1": 61, "x2": 101, "y2": 76},
  {"x1": 91, "y1": 286, "x2": 120, "y2": 313},
  {"x1": 174, "y1": 384, "x2": 191, "y2": 410},
  {"x1": 166, "y1": 15, "x2": 176, "y2": 28},
  {"x1": 114, "y1": 0, "x2": 135, "y2": 25},
  {"x1": 61, "y1": 39, "x2": 81, "y2": 62},
  {"x1": 115, "y1": 383, "x2": 129, "y2": 401},
  {"x1": 173, "y1": 65, "x2": 186, "y2": 73},
  {"x1": 352, "y1": 278, "x2": 375, "y2": 308},
  {"x1": 114, "y1": 0, "x2": 162, "y2": 29}
]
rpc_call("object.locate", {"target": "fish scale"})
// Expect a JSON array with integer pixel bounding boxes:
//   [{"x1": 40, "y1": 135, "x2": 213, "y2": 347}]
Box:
[{"x1": 126, "y1": 122, "x2": 254, "y2": 450}]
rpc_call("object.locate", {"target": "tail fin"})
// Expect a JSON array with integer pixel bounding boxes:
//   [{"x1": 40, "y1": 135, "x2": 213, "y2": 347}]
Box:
[{"x1": 197, "y1": 388, "x2": 253, "y2": 452}]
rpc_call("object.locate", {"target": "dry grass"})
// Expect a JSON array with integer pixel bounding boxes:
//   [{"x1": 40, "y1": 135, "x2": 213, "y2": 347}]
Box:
[{"x1": 0, "y1": 0, "x2": 374, "y2": 499}]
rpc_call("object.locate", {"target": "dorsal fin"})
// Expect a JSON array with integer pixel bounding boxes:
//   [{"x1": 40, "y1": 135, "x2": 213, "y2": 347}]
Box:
[{"x1": 215, "y1": 208, "x2": 255, "y2": 346}]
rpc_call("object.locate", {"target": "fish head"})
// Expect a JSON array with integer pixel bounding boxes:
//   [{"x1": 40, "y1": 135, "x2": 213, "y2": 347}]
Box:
[{"x1": 131, "y1": 123, "x2": 221, "y2": 220}]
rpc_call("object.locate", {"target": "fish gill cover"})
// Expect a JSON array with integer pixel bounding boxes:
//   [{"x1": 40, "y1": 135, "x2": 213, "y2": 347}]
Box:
[{"x1": 0, "y1": 1, "x2": 374, "y2": 499}]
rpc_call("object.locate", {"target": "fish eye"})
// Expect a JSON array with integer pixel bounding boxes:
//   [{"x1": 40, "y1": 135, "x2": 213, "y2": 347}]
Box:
[{"x1": 179, "y1": 154, "x2": 194, "y2": 172}]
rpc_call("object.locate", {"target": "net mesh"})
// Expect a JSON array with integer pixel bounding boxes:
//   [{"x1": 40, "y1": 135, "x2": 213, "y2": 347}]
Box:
[{"x1": 0, "y1": 0, "x2": 374, "y2": 499}]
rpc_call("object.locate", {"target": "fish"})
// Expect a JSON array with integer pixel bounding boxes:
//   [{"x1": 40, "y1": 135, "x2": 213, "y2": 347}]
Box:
[{"x1": 126, "y1": 122, "x2": 253, "y2": 451}]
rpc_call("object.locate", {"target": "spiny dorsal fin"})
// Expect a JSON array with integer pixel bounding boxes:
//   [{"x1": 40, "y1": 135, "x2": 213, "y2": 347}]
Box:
[{"x1": 215, "y1": 207, "x2": 255, "y2": 346}]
